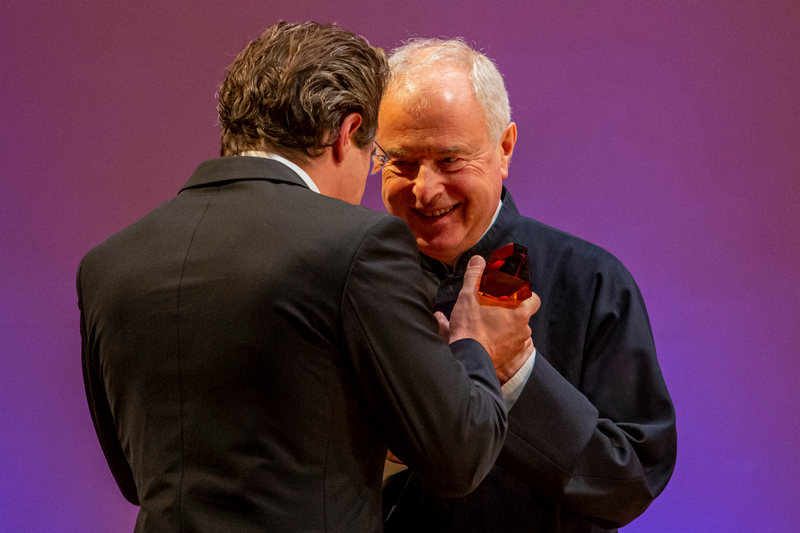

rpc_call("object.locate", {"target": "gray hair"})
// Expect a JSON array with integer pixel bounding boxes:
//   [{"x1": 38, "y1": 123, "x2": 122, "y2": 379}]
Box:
[{"x1": 387, "y1": 38, "x2": 511, "y2": 143}]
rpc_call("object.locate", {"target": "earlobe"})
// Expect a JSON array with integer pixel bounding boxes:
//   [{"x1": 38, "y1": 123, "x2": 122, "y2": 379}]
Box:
[
  {"x1": 499, "y1": 122, "x2": 517, "y2": 180},
  {"x1": 332, "y1": 112, "x2": 364, "y2": 163}
]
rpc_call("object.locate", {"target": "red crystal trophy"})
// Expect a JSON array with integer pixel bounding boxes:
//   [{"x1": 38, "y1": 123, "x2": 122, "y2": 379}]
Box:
[{"x1": 478, "y1": 243, "x2": 532, "y2": 303}]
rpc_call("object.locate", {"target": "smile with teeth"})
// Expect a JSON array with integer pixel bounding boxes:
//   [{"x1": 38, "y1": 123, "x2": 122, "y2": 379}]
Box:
[{"x1": 416, "y1": 205, "x2": 458, "y2": 217}]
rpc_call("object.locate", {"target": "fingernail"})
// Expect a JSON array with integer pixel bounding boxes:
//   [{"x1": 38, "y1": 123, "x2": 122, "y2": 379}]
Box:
[{"x1": 469, "y1": 255, "x2": 482, "y2": 267}]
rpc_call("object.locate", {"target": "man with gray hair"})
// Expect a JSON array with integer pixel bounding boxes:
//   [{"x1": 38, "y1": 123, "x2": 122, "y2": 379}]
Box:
[
  {"x1": 78, "y1": 24, "x2": 538, "y2": 531},
  {"x1": 378, "y1": 38, "x2": 677, "y2": 532}
]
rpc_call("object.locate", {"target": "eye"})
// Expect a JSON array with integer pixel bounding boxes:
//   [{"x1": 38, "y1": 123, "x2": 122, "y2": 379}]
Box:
[
  {"x1": 389, "y1": 159, "x2": 419, "y2": 171},
  {"x1": 438, "y1": 157, "x2": 465, "y2": 171},
  {"x1": 382, "y1": 159, "x2": 418, "y2": 179}
]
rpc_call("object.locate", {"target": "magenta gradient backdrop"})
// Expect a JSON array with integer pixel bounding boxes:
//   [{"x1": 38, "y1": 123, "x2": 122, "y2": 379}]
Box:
[{"x1": 2, "y1": 2, "x2": 798, "y2": 531}]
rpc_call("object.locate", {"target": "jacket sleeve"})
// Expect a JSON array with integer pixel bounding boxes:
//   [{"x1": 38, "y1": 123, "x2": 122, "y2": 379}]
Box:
[
  {"x1": 340, "y1": 216, "x2": 508, "y2": 498},
  {"x1": 497, "y1": 260, "x2": 677, "y2": 527},
  {"x1": 78, "y1": 263, "x2": 140, "y2": 505}
]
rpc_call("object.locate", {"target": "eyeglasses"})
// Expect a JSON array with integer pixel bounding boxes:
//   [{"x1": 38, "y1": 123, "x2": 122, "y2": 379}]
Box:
[{"x1": 369, "y1": 140, "x2": 389, "y2": 175}]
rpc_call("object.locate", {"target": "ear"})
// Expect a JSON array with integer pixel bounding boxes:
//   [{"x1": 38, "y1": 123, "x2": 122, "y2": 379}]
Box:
[
  {"x1": 331, "y1": 112, "x2": 364, "y2": 163},
  {"x1": 498, "y1": 122, "x2": 517, "y2": 180}
]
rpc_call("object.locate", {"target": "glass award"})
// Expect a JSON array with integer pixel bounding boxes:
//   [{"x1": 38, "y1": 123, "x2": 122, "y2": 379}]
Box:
[{"x1": 478, "y1": 243, "x2": 532, "y2": 302}]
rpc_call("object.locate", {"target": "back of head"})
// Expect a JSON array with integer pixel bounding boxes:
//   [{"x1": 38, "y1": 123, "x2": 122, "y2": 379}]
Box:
[
  {"x1": 218, "y1": 22, "x2": 388, "y2": 162},
  {"x1": 387, "y1": 38, "x2": 510, "y2": 144}
]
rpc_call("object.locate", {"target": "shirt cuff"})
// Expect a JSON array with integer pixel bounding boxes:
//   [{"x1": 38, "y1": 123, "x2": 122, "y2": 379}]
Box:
[{"x1": 501, "y1": 347, "x2": 536, "y2": 409}]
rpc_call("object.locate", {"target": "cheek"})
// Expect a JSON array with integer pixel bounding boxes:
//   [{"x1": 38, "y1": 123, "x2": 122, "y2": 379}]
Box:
[
  {"x1": 458, "y1": 181, "x2": 496, "y2": 223},
  {"x1": 381, "y1": 178, "x2": 406, "y2": 210}
]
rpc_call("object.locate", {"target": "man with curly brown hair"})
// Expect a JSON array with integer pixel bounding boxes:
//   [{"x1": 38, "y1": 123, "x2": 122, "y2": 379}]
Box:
[{"x1": 78, "y1": 22, "x2": 537, "y2": 531}]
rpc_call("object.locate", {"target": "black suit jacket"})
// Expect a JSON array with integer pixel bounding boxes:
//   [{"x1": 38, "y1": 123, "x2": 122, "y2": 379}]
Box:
[
  {"x1": 78, "y1": 157, "x2": 507, "y2": 532},
  {"x1": 383, "y1": 189, "x2": 677, "y2": 533}
]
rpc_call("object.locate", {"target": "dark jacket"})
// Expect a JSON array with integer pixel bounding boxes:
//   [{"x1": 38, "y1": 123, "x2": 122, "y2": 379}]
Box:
[
  {"x1": 383, "y1": 189, "x2": 676, "y2": 532},
  {"x1": 79, "y1": 156, "x2": 508, "y2": 532}
]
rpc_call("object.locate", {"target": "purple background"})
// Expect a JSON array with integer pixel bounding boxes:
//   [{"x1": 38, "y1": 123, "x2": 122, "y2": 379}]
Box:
[{"x1": 2, "y1": 2, "x2": 798, "y2": 531}]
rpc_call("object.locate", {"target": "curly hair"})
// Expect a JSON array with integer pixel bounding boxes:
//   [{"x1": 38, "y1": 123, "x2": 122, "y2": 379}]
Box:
[{"x1": 217, "y1": 22, "x2": 388, "y2": 162}]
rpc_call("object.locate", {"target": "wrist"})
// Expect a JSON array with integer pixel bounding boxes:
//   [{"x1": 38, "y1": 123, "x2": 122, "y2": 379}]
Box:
[{"x1": 495, "y1": 349, "x2": 532, "y2": 385}]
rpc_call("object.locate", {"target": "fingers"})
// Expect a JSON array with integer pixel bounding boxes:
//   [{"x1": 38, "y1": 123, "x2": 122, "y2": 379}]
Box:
[
  {"x1": 461, "y1": 255, "x2": 486, "y2": 293},
  {"x1": 521, "y1": 291, "x2": 541, "y2": 317},
  {"x1": 494, "y1": 336, "x2": 536, "y2": 384},
  {"x1": 522, "y1": 336, "x2": 534, "y2": 356},
  {"x1": 434, "y1": 311, "x2": 450, "y2": 341}
]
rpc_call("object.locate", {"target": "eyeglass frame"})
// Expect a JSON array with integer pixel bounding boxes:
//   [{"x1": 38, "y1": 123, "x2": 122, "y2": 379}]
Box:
[{"x1": 369, "y1": 140, "x2": 389, "y2": 175}]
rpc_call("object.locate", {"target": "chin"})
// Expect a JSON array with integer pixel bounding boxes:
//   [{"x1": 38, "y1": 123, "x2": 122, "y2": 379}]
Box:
[{"x1": 418, "y1": 241, "x2": 460, "y2": 264}]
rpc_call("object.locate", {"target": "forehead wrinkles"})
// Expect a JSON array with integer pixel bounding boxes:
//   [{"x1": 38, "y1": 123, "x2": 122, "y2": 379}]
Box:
[
  {"x1": 385, "y1": 76, "x2": 493, "y2": 150},
  {"x1": 381, "y1": 105, "x2": 483, "y2": 160},
  {"x1": 381, "y1": 103, "x2": 470, "y2": 156}
]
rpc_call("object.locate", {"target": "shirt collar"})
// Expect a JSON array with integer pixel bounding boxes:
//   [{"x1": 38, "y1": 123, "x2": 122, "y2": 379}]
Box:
[
  {"x1": 239, "y1": 151, "x2": 320, "y2": 193},
  {"x1": 482, "y1": 197, "x2": 504, "y2": 242}
]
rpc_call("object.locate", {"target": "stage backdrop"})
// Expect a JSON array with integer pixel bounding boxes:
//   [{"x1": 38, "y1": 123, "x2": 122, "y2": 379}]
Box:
[{"x1": 2, "y1": 1, "x2": 798, "y2": 531}]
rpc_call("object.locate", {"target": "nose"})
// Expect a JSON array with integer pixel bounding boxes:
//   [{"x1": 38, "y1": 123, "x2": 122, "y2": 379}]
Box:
[{"x1": 411, "y1": 162, "x2": 444, "y2": 205}]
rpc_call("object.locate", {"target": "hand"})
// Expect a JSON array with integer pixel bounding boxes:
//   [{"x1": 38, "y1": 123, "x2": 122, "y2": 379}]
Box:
[
  {"x1": 494, "y1": 336, "x2": 534, "y2": 385},
  {"x1": 434, "y1": 311, "x2": 450, "y2": 342},
  {"x1": 449, "y1": 256, "x2": 540, "y2": 381}
]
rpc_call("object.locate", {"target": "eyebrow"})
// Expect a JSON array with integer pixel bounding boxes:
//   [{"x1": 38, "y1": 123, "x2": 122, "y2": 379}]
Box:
[
  {"x1": 385, "y1": 147, "x2": 411, "y2": 157},
  {"x1": 386, "y1": 145, "x2": 467, "y2": 158},
  {"x1": 437, "y1": 146, "x2": 467, "y2": 155}
]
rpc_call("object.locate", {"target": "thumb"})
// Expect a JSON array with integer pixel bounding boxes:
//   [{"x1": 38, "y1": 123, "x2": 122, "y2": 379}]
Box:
[
  {"x1": 462, "y1": 255, "x2": 486, "y2": 293},
  {"x1": 434, "y1": 311, "x2": 450, "y2": 341},
  {"x1": 523, "y1": 291, "x2": 542, "y2": 317}
]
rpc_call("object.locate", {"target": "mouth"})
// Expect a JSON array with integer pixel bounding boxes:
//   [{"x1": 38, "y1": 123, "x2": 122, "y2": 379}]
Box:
[{"x1": 414, "y1": 204, "x2": 460, "y2": 218}]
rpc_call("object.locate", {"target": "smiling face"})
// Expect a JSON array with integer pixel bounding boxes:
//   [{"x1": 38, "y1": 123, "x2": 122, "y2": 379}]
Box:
[{"x1": 378, "y1": 69, "x2": 516, "y2": 264}]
